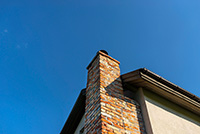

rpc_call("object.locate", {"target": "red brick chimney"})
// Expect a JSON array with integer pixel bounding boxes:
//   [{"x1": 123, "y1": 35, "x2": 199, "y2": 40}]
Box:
[{"x1": 85, "y1": 50, "x2": 146, "y2": 134}]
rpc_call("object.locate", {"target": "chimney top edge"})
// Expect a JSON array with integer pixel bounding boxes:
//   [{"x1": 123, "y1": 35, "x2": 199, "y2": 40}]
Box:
[
  {"x1": 86, "y1": 51, "x2": 120, "y2": 70},
  {"x1": 98, "y1": 50, "x2": 108, "y2": 55}
]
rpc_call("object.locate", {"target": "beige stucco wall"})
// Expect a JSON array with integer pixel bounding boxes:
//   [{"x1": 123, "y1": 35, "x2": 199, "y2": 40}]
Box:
[
  {"x1": 74, "y1": 115, "x2": 85, "y2": 134},
  {"x1": 143, "y1": 90, "x2": 200, "y2": 134}
]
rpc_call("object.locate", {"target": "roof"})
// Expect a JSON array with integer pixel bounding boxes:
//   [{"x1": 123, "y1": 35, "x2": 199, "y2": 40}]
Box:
[
  {"x1": 60, "y1": 68, "x2": 200, "y2": 134},
  {"x1": 121, "y1": 68, "x2": 200, "y2": 115},
  {"x1": 60, "y1": 89, "x2": 86, "y2": 134}
]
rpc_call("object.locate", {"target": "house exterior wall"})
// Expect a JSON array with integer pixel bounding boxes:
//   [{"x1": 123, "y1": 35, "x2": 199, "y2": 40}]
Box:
[
  {"x1": 61, "y1": 51, "x2": 200, "y2": 134},
  {"x1": 143, "y1": 89, "x2": 200, "y2": 134}
]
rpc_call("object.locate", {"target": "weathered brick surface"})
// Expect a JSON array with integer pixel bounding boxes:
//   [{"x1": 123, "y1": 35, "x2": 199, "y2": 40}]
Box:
[{"x1": 85, "y1": 51, "x2": 146, "y2": 134}]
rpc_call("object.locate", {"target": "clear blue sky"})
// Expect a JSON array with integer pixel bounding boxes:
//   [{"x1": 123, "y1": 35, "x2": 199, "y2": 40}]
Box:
[{"x1": 1, "y1": 0, "x2": 200, "y2": 133}]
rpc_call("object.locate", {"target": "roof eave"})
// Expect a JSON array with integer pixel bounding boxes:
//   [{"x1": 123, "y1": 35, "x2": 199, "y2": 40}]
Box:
[
  {"x1": 60, "y1": 89, "x2": 86, "y2": 134},
  {"x1": 121, "y1": 68, "x2": 200, "y2": 116}
]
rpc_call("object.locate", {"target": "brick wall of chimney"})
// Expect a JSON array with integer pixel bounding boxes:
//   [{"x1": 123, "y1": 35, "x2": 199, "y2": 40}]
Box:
[{"x1": 85, "y1": 51, "x2": 146, "y2": 134}]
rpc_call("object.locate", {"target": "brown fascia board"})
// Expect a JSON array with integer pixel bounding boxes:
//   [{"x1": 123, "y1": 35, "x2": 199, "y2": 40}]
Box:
[
  {"x1": 121, "y1": 68, "x2": 200, "y2": 115},
  {"x1": 60, "y1": 88, "x2": 86, "y2": 134},
  {"x1": 140, "y1": 68, "x2": 200, "y2": 103}
]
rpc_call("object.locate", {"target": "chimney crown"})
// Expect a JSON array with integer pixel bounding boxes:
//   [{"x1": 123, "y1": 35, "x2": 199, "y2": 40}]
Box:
[
  {"x1": 87, "y1": 50, "x2": 120, "y2": 70},
  {"x1": 98, "y1": 50, "x2": 108, "y2": 55}
]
